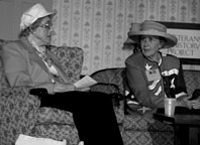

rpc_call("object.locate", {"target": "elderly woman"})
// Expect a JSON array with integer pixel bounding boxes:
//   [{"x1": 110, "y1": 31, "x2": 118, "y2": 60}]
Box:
[
  {"x1": 124, "y1": 20, "x2": 200, "y2": 114},
  {"x1": 2, "y1": 3, "x2": 123, "y2": 145}
]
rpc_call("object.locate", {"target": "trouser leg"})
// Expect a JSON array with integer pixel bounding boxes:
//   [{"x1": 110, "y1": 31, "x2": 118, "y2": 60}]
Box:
[{"x1": 40, "y1": 91, "x2": 123, "y2": 145}]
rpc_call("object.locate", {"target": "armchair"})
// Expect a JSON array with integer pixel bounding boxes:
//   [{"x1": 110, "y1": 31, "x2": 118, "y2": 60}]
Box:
[{"x1": 0, "y1": 42, "x2": 83, "y2": 145}]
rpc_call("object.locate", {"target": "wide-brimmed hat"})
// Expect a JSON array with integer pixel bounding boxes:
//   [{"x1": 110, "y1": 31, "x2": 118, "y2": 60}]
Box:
[
  {"x1": 128, "y1": 20, "x2": 178, "y2": 48},
  {"x1": 124, "y1": 23, "x2": 141, "y2": 45},
  {"x1": 20, "y1": 3, "x2": 55, "y2": 31}
]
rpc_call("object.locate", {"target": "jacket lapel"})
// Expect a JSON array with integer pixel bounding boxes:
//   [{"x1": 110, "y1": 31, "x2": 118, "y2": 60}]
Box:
[
  {"x1": 19, "y1": 37, "x2": 49, "y2": 73},
  {"x1": 20, "y1": 37, "x2": 69, "y2": 83}
]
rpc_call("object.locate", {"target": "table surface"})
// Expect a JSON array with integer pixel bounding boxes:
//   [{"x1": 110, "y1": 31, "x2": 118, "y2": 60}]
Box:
[
  {"x1": 154, "y1": 107, "x2": 200, "y2": 126},
  {"x1": 154, "y1": 107, "x2": 200, "y2": 145}
]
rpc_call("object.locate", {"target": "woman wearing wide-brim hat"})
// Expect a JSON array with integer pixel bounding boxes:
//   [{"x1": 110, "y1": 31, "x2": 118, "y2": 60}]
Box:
[{"x1": 124, "y1": 20, "x2": 197, "y2": 114}]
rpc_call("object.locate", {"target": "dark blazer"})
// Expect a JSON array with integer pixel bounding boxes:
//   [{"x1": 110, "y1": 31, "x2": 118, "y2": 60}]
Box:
[
  {"x1": 125, "y1": 52, "x2": 187, "y2": 108},
  {"x1": 2, "y1": 37, "x2": 69, "y2": 93}
]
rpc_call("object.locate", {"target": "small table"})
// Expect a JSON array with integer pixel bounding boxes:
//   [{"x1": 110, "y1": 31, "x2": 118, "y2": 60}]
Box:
[{"x1": 154, "y1": 107, "x2": 200, "y2": 145}]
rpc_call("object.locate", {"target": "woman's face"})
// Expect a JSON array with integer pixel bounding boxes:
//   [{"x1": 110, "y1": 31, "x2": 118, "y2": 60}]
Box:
[
  {"x1": 140, "y1": 35, "x2": 163, "y2": 61},
  {"x1": 33, "y1": 16, "x2": 52, "y2": 45}
]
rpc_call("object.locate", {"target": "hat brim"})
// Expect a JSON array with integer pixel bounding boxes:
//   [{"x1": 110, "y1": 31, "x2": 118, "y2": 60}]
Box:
[
  {"x1": 129, "y1": 30, "x2": 178, "y2": 48},
  {"x1": 37, "y1": 11, "x2": 56, "y2": 20},
  {"x1": 124, "y1": 37, "x2": 137, "y2": 45}
]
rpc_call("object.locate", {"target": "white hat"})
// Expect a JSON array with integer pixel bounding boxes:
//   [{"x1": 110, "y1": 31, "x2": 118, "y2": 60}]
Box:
[
  {"x1": 20, "y1": 3, "x2": 55, "y2": 31},
  {"x1": 129, "y1": 20, "x2": 178, "y2": 48}
]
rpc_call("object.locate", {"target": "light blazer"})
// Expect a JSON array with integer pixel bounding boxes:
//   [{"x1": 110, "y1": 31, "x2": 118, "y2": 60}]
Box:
[{"x1": 2, "y1": 37, "x2": 69, "y2": 93}]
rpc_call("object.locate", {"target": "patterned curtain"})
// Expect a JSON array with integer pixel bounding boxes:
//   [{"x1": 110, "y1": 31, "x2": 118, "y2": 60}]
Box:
[{"x1": 51, "y1": 0, "x2": 200, "y2": 75}]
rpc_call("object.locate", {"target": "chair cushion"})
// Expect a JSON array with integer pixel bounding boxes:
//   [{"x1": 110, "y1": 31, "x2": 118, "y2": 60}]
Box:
[
  {"x1": 0, "y1": 87, "x2": 40, "y2": 145},
  {"x1": 123, "y1": 113, "x2": 173, "y2": 132},
  {"x1": 122, "y1": 130, "x2": 174, "y2": 145},
  {"x1": 31, "y1": 124, "x2": 79, "y2": 145},
  {"x1": 36, "y1": 107, "x2": 75, "y2": 125}
]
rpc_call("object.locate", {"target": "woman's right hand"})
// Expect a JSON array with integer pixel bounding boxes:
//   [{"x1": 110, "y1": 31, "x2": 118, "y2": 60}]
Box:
[
  {"x1": 176, "y1": 95, "x2": 193, "y2": 109},
  {"x1": 53, "y1": 82, "x2": 75, "y2": 93}
]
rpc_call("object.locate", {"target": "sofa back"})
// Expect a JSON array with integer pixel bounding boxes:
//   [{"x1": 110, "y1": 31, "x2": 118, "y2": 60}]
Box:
[
  {"x1": 183, "y1": 70, "x2": 200, "y2": 95},
  {"x1": 91, "y1": 67, "x2": 200, "y2": 96},
  {"x1": 91, "y1": 68, "x2": 126, "y2": 94}
]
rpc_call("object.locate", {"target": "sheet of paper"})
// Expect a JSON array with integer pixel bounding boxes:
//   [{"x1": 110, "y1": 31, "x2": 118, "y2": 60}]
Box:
[
  {"x1": 74, "y1": 75, "x2": 97, "y2": 89},
  {"x1": 15, "y1": 134, "x2": 66, "y2": 145}
]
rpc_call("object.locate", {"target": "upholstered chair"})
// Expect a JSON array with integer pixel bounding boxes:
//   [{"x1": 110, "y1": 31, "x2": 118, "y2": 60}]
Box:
[{"x1": 0, "y1": 41, "x2": 83, "y2": 145}]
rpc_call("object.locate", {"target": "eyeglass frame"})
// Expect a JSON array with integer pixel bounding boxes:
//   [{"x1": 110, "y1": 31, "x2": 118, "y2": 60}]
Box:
[{"x1": 39, "y1": 22, "x2": 52, "y2": 30}]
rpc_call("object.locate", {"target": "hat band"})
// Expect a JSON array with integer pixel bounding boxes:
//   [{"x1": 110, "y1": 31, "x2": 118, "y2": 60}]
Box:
[
  {"x1": 139, "y1": 29, "x2": 167, "y2": 35},
  {"x1": 141, "y1": 22, "x2": 166, "y2": 32}
]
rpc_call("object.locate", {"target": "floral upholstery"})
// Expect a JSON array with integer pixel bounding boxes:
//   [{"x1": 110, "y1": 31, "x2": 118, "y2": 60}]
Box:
[
  {"x1": 0, "y1": 43, "x2": 83, "y2": 145},
  {"x1": 0, "y1": 87, "x2": 39, "y2": 145},
  {"x1": 0, "y1": 42, "x2": 126, "y2": 145},
  {"x1": 90, "y1": 67, "x2": 200, "y2": 145},
  {"x1": 50, "y1": 46, "x2": 83, "y2": 84},
  {"x1": 31, "y1": 125, "x2": 79, "y2": 145},
  {"x1": 183, "y1": 70, "x2": 200, "y2": 95},
  {"x1": 36, "y1": 107, "x2": 74, "y2": 124}
]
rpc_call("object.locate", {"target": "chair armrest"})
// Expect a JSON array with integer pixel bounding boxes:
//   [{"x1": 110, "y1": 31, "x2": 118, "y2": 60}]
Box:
[
  {"x1": 91, "y1": 82, "x2": 119, "y2": 93},
  {"x1": 0, "y1": 86, "x2": 40, "y2": 141}
]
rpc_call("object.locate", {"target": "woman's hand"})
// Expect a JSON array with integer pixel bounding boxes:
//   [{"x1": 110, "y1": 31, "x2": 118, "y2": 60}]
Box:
[
  {"x1": 191, "y1": 100, "x2": 200, "y2": 109},
  {"x1": 176, "y1": 95, "x2": 193, "y2": 109},
  {"x1": 75, "y1": 87, "x2": 90, "y2": 92},
  {"x1": 53, "y1": 82, "x2": 75, "y2": 93},
  {"x1": 53, "y1": 82, "x2": 91, "y2": 93},
  {"x1": 177, "y1": 95, "x2": 200, "y2": 110}
]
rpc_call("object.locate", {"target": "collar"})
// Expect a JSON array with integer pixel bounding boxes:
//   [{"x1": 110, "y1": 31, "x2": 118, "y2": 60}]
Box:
[
  {"x1": 28, "y1": 36, "x2": 46, "y2": 54},
  {"x1": 143, "y1": 52, "x2": 163, "y2": 67}
]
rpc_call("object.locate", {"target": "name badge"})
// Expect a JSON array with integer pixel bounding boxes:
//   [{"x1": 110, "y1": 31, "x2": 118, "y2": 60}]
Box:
[{"x1": 145, "y1": 68, "x2": 161, "y2": 82}]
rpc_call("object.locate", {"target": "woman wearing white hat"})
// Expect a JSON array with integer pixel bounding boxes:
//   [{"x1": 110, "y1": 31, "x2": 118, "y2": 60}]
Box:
[
  {"x1": 125, "y1": 20, "x2": 198, "y2": 114},
  {"x1": 2, "y1": 3, "x2": 124, "y2": 145}
]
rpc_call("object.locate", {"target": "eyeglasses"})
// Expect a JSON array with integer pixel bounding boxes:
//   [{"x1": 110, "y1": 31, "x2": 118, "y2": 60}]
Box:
[{"x1": 39, "y1": 23, "x2": 52, "y2": 30}]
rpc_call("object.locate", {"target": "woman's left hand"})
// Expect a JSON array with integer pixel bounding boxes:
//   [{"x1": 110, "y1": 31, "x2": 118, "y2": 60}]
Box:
[
  {"x1": 176, "y1": 95, "x2": 194, "y2": 109},
  {"x1": 191, "y1": 100, "x2": 200, "y2": 109},
  {"x1": 75, "y1": 87, "x2": 91, "y2": 92},
  {"x1": 180, "y1": 95, "x2": 200, "y2": 110}
]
